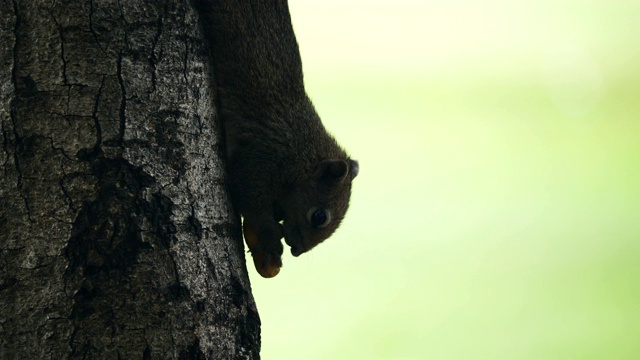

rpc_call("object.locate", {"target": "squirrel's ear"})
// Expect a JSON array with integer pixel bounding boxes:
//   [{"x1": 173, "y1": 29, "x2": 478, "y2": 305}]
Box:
[
  {"x1": 317, "y1": 159, "x2": 349, "y2": 182},
  {"x1": 349, "y1": 159, "x2": 359, "y2": 180}
]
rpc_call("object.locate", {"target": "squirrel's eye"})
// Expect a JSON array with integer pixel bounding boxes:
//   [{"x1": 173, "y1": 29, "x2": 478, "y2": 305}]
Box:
[
  {"x1": 308, "y1": 208, "x2": 331, "y2": 228},
  {"x1": 311, "y1": 209, "x2": 328, "y2": 227}
]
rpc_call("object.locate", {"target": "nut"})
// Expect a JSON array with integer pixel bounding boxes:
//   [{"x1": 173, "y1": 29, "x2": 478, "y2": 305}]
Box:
[{"x1": 243, "y1": 220, "x2": 281, "y2": 278}]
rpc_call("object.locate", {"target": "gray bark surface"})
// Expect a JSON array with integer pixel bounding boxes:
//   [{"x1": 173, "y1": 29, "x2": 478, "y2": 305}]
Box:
[{"x1": 0, "y1": 1, "x2": 259, "y2": 358}]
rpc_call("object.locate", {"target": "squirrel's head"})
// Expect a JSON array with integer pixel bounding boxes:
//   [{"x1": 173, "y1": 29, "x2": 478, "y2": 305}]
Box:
[{"x1": 280, "y1": 158, "x2": 359, "y2": 257}]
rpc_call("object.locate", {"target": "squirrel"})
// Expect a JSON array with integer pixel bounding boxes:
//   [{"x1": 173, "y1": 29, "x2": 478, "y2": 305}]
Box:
[{"x1": 194, "y1": 0, "x2": 358, "y2": 277}]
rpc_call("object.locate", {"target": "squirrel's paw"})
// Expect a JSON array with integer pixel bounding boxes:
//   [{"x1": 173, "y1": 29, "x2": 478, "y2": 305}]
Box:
[{"x1": 243, "y1": 220, "x2": 283, "y2": 278}]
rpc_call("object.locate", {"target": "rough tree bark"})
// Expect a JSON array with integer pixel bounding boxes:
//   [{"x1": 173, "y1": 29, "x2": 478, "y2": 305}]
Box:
[{"x1": 0, "y1": 1, "x2": 260, "y2": 358}]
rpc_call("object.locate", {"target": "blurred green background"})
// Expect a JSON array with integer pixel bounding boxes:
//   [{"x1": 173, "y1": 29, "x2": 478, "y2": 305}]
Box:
[{"x1": 248, "y1": 1, "x2": 640, "y2": 359}]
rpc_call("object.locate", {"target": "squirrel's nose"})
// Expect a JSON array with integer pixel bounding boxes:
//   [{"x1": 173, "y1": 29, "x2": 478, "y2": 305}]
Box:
[{"x1": 291, "y1": 246, "x2": 303, "y2": 257}]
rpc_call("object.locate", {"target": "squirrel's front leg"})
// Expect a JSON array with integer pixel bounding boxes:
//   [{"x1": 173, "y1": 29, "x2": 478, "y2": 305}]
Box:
[{"x1": 242, "y1": 215, "x2": 284, "y2": 278}]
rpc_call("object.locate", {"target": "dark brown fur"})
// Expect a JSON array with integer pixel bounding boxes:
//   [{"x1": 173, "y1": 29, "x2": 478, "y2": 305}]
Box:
[{"x1": 194, "y1": 0, "x2": 358, "y2": 271}]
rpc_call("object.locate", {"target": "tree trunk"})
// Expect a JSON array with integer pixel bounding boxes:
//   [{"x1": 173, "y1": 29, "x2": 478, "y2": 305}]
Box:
[{"x1": 0, "y1": 1, "x2": 259, "y2": 358}]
